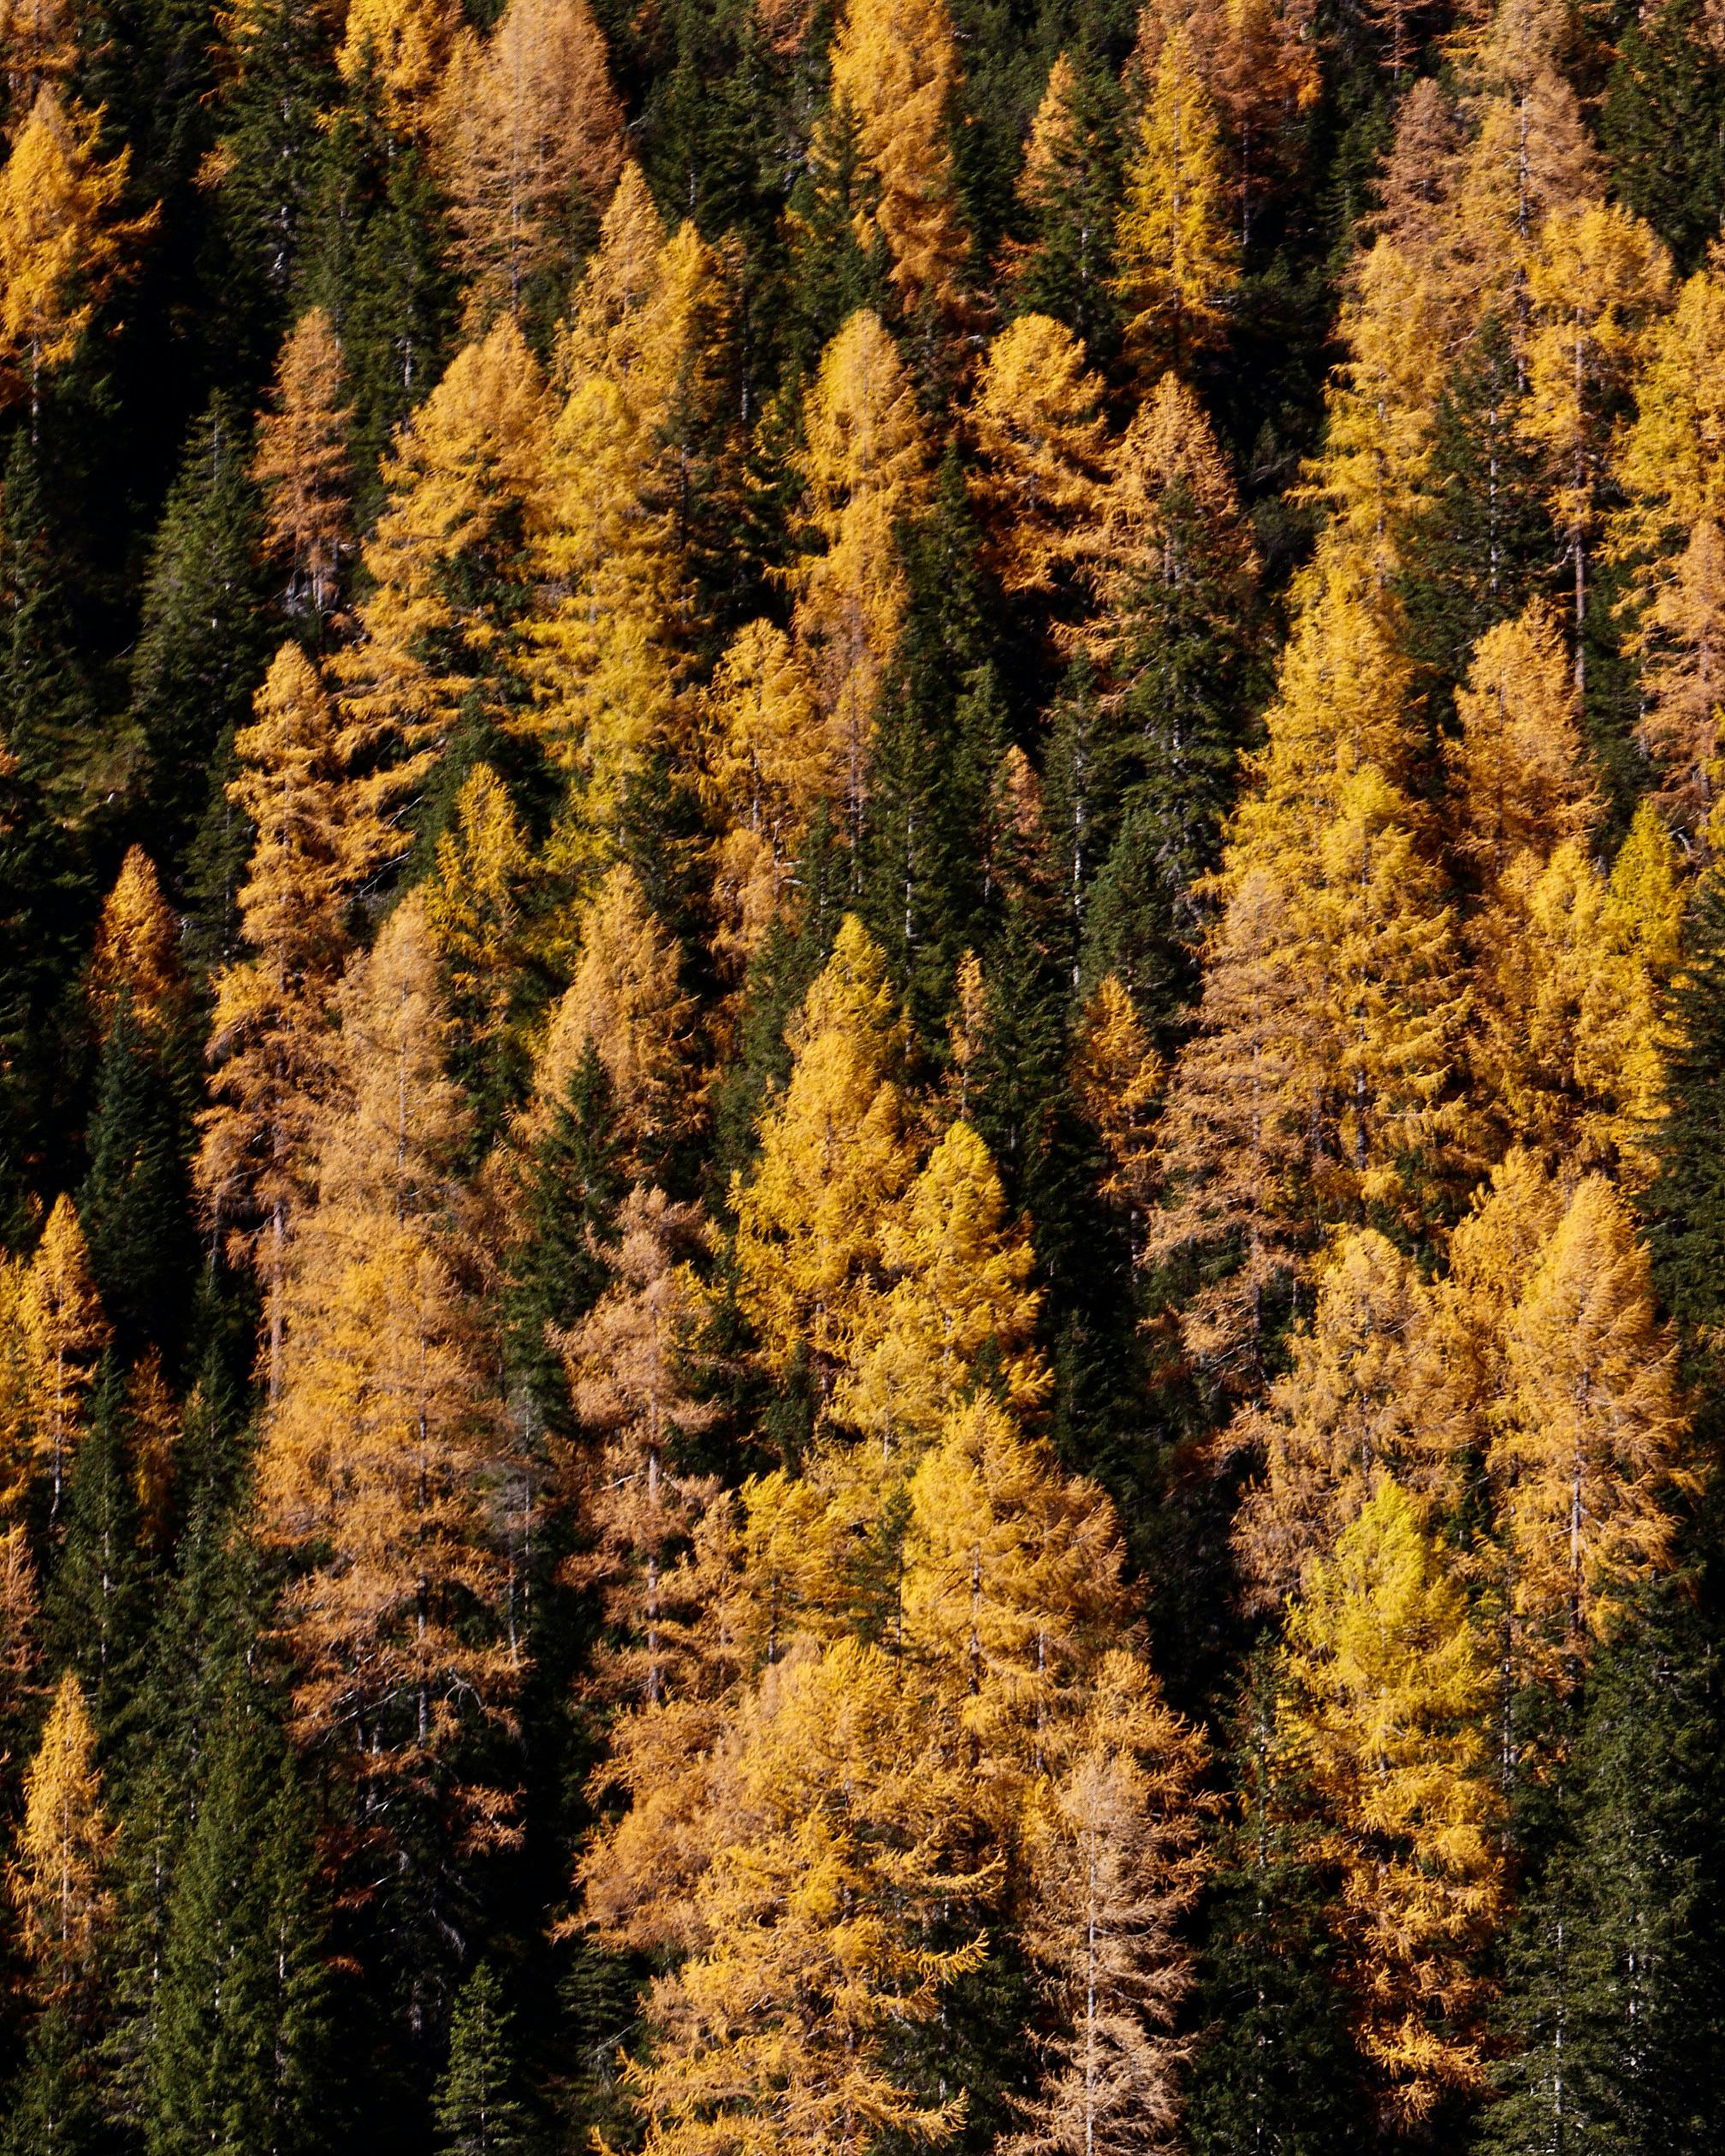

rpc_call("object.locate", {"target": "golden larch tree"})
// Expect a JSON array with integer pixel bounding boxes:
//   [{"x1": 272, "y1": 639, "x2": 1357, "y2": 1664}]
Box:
[
  {"x1": 198, "y1": 644, "x2": 354, "y2": 1398},
  {"x1": 1491, "y1": 1176, "x2": 1695, "y2": 1694},
  {"x1": 1115, "y1": 23, "x2": 1238, "y2": 378},
  {"x1": 790, "y1": 309, "x2": 933, "y2": 838},
  {"x1": 0, "y1": 86, "x2": 149, "y2": 423},
  {"x1": 968, "y1": 312, "x2": 1111, "y2": 598},
  {"x1": 1011, "y1": 1650, "x2": 1209, "y2": 2156},
  {"x1": 1230, "y1": 1228, "x2": 1458, "y2": 1613},
  {"x1": 528, "y1": 864, "x2": 697, "y2": 1180},
  {"x1": 827, "y1": 0, "x2": 971, "y2": 323},
  {"x1": 523, "y1": 173, "x2": 713, "y2": 853},
  {"x1": 700, "y1": 619, "x2": 839, "y2": 974},
  {"x1": 559, "y1": 1186, "x2": 719, "y2": 1711},
  {"x1": 835, "y1": 1117, "x2": 1049, "y2": 1452},
  {"x1": 1445, "y1": 600, "x2": 1598, "y2": 884},
  {"x1": 21, "y1": 1194, "x2": 108, "y2": 1519},
  {"x1": 1522, "y1": 201, "x2": 1673, "y2": 686},
  {"x1": 1278, "y1": 1479, "x2": 1503, "y2": 2128},
  {"x1": 255, "y1": 892, "x2": 518, "y2": 1870},
  {"x1": 730, "y1": 915, "x2": 916, "y2": 1389},
  {"x1": 0, "y1": 0, "x2": 80, "y2": 131},
  {"x1": 436, "y1": 0, "x2": 625, "y2": 328},
  {"x1": 336, "y1": 316, "x2": 551, "y2": 847},
  {"x1": 86, "y1": 844, "x2": 183, "y2": 1038},
  {"x1": 336, "y1": 0, "x2": 459, "y2": 131},
  {"x1": 252, "y1": 306, "x2": 353, "y2": 628},
  {"x1": 10, "y1": 1671, "x2": 114, "y2": 1990},
  {"x1": 616, "y1": 1635, "x2": 983, "y2": 2153}
]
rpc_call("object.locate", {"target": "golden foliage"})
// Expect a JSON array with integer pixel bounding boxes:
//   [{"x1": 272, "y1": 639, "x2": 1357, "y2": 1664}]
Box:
[{"x1": 252, "y1": 306, "x2": 353, "y2": 625}]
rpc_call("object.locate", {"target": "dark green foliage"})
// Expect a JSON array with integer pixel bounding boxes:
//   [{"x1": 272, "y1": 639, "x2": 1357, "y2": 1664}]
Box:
[
  {"x1": 1, "y1": 1999, "x2": 104, "y2": 2156},
  {"x1": 1005, "y1": 44, "x2": 1125, "y2": 364},
  {"x1": 127, "y1": 398, "x2": 271, "y2": 874},
  {"x1": 1398, "y1": 313, "x2": 1556, "y2": 741},
  {"x1": 1186, "y1": 1650, "x2": 1372, "y2": 2156},
  {"x1": 0, "y1": 434, "x2": 100, "y2": 814},
  {"x1": 141, "y1": 1697, "x2": 329, "y2": 2156},
  {"x1": 434, "y1": 1962, "x2": 532, "y2": 2156},
  {"x1": 1647, "y1": 865, "x2": 1725, "y2": 1350},
  {"x1": 205, "y1": 0, "x2": 344, "y2": 388},
  {"x1": 78, "y1": 994, "x2": 196, "y2": 1365},
  {"x1": 44, "y1": 1360, "x2": 148, "y2": 1731},
  {"x1": 1602, "y1": 0, "x2": 1725, "y2": 275},
  {"x1": 1474, "y1": 1588, "x2": 1722, "y2": 2156},
  {"x1": 504, "y1": 1043, "x2": 625, "y2": 1436}
]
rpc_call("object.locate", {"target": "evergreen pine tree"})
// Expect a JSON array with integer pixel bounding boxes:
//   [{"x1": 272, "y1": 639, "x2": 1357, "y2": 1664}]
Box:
[
  {"x1": 127, "y1": 397, "x2": 271, "y2": 872},
  {"x1": 433, "y1": 1960, "x2": 531, "y2": 2155},
  {"x1": 1601, "y1": 0, "x2": 1725, "y2": 275},
  {"x1": 44, "y1": 1359, "x2": 147, "y2": 1735}
]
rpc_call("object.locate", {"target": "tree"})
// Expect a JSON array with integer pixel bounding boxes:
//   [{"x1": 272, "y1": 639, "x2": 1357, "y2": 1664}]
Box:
[
  {"x1": 1114, "y1": 26, "x2": 1237, "y2": 379},
  {"x1": 86, "y1": 846, "x2": 185, "y2": 1041},
  {"x1": 424, "y1": 761, "x2": 531, "y2": 1134},
  {"x1": 827, "y1": 0, "x2": 970, "y2": 325},
  {"x1": 1277, "y1": 1481, "x2": 1503, "y2": 2129},
  {"x1": 128, "y1": 397, "x2": 272, "y2": 866},
  {"x1": 435, "y1": 0, "x2": 625, "y2": 330},
  {"x1": 252, "y1": 306, "x2": 354, "y2": 632},
  {"x1": 1230, "y1": 1229, "x2": 1456, "y2": 1614},
  {"x1": 614, "y1": 1635, "x2": 982, "y2": 2153},
  {"x1": 968, "y1": 313, "x2": 1111, "y2": 601},
  {"x1": 521, "y1": 171, "x2": 709, "y2": 853},
  {"x1": 336, "y1": 0, "x2": 460, "y2": 133},
  {"x1": 197, "y1": 644, "x2": 354, "y2": 1399},
  {"x1": 0, "y1": 87, "x2": 147, "y2": 426},
  {"x1": 702, "y1": 619, "x2": 839, "y2": 975},
  {"x1": 1522, "y1": 201, "x2": 1673, "y2": 686},
  {"x1": 1009, "y1": 52, "x2": 1124, "y2": 360},
  {"x1": 834, "y1": 1117, "x2": 1049, "y2": 1451},
  {"x1": 17, "y1": 1195, "x2": 109, "y2": 1521},
  {"x1": 530, "y1": 864, "x2": 697, "y2": 1182},
  {"x1": 142, "y1": 1697, "x2": 328, "y2": 2156},
  {"x1": 335, "y1": 315, "x2": 550, "y2": 846},
  {"x1": 255, "y1": 893, "x2": 518, "y2": 1932},
  {"x1": 1491, "y1": 1176, "x2": 1694, "y2": 1697},
  {"x1": 1444, "y1": 599, "x2": 1598, "y2": 886},
  {"x1": 0, "y1": 0, "x2": 79, "y2": 131},
  {"x1": 1010, "y1": 1650, "x2": 1208, "y2": 2156},
  {"x1": 434, "y1": 1961, "x2": 531, "y2": 2155},
  {"x1": 1649, "y1": 847, "x2": 1725, "y2": 1339},
  {"x1": 559, "y1": 1186, "x2": 719, "y2": 1711},
  {"x1": 730, "y1": 915, "x2": 916, "y2": 1389},
  {"x1": 10, "y1": 1670, "x2": 114, "y2": 1989},
  {"x1": 789, "y1": 309, "x2": 932, "y2": 841}
]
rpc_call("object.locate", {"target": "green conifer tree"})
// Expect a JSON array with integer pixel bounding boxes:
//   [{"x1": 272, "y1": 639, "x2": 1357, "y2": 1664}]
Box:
[{"x1": 433, "y1": 1961, "x2": 531, "y2": 2156}]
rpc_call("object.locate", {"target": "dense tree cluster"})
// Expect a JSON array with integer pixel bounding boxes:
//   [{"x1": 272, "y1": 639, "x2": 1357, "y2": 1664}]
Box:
[{"x1": 0, "y1": 0, "x2": 1722, "y2": 2147}]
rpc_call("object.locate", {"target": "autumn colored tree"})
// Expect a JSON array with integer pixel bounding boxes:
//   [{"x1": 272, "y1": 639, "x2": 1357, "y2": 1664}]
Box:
[
  {"x1": 1115, "y1": 25, "x2": 1238, "y2": 379},
  {"x1": 252, "y1": 306, "x2": 353, "y2": 631},
  {"x1": 1491, "y1": 1176, "x2": 1695, "y2": 1695},
  {"x1": 198, "y1": 644, "x2": 353, "y2": 1397},
  {"x1": 559, "y1": 1186, "x2": 719, "y2": 1710},
  {"x1": 1522, "y1": 201, "x2": 1673, "y2": 684},
  {"x1": 834, "y1": 1117, "x2": 1048, "y2": 1451},
  {"x1": 86, "y1": 844, "x2": 185, "y2": 1040},
  {"x1": 614, "y1": 1636, "x2": 983, "y2": 2152},
  {"x1": 789, "y1": 309, "x2": 932, "y2": 839},
  {"x1": 1230, "y1": 1229, "x2": 1456, "y2": 1613},
  {"x1": 968, "y1": 313, "x2": 1111, "y2": 600},
  {"x1": 528, "y1": 863, "x2": 697, "y2": 1181},
  {"x1": 10, "y1": 1670, "x2": 114, "y2": 1989},
  {"x1": 424, "y1": 761, "x2": 531, "y2": 1130},
  {"x1": 523, "y1": 171, "x2": 713, "y2": 853},
  {"x1": 0, "y1": 87, "x2": 148, "y2": 425},
  {"x1": 1010, "y1": 52, "x2": 1124, "y2": 358},
  {"x1": 16, "y1": 1194, "x2": 108, "y2": 1520},
  {"x1": 0, "y1": 0, "x2": 79, "y2": 131},
  {"x1": 336, "y1": 0, "x2": 459, "y2": 133},
  {"x1": 1011, "y1": 1650, "x2": 1208, "y2": 2156},
  {"x1": 255, "y1": 893, "x2": 518, "y2": 1918},
  {"x1": 1278, "y1": 1481, "x2": 1503, "y2": 2128},
  {"x1": 702, "y1": 619, "x2": 839, "y2": 974},
  {"x1": 731, "y1": 915, "x2": 916, "y2": 1389},
  {"x1": 436, "y1": 0, "x2": 625, "y2": 329},
  {"x1": 827, "y1": 0, "x2": 970, "y2": 325},
  {"x1": 336, "y1": 316, "x2": 550, "y2": 842}
]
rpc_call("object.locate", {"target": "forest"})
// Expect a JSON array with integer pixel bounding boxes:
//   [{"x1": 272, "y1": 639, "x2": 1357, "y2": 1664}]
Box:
[{"x1": 0, "y1": 0, "x2": 1721, "y2": 2145}]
